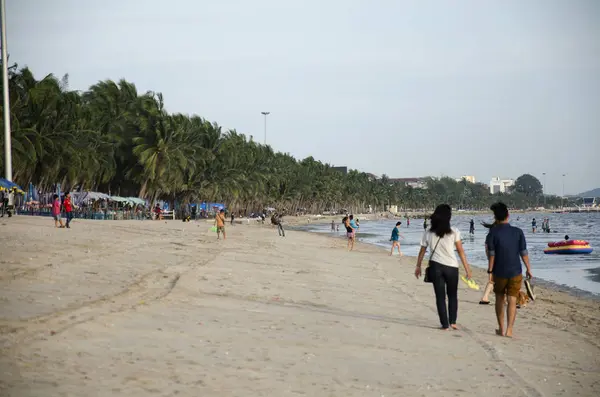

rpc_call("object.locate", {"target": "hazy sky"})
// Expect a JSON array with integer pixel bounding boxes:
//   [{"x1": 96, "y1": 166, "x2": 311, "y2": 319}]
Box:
[{"x1": 8, "y1": 0, "x2": 600, "y2": 195}]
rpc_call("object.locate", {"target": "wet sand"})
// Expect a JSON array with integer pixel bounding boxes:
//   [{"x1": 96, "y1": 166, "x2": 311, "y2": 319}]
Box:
[{"x1": 1, "y1": 216, "x2": 599, "y2": 396}]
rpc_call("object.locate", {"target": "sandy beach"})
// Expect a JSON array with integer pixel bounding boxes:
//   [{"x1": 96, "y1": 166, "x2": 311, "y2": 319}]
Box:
[{"x1": 1, "y1": 216, "x2": 599, "y2": 397}]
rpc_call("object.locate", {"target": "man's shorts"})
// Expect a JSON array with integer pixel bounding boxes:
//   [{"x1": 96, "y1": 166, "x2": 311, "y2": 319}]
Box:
[
  {"x1": 217, "y1": 226, "x2": 225, "y2": 233},
  {"x1": 53, "y1": 214, "x2": 61, "y2": 221},
  {"x1": 493, "y1": 274, "x2": 523, "y2": 297}
]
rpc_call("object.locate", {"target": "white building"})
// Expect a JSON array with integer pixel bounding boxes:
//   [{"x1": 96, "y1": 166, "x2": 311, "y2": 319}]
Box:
[
  {"x1": 390, "y1": 178, "x2": 427, "y2": 189},
  {"x1": 489, "y1": 177, "x2": 515, "y2": 194}
]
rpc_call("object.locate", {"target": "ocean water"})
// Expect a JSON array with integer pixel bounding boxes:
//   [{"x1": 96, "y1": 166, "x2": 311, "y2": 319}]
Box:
[{"x1": 301, "y1": 212, "x2": 600, "y2": 296}]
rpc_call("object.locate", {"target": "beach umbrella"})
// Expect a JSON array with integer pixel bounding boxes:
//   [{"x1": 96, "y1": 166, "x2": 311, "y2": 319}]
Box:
[{"x1": 0, "y1": 178, "x2": 25, "y2": 193}]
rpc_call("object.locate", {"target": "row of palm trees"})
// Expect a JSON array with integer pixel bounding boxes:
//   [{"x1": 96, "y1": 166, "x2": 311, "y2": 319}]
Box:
[{"x1": 1, "y1": 66, "x2": 562, "y2": 213}]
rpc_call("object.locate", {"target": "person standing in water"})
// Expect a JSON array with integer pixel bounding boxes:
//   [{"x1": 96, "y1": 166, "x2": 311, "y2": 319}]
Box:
[
  {"x1": 215, "y1": 209, "x2": 226, "y2": 240},
  {"x1": 390, "y1": 221, "x2": 404, "y2": 256},
  {"x1": 531, "y1": 218, "x2": 537, "y2": 233},
  {"x1": 406, "y1": 217, "x2": 410, "y2": 227},
  {"x1": 423, "y1": 218, "x2": 428, "y2": 230},
  {"x1": 331, "y1": 220, "x2": 335, "y2": 232},
  {"x1": 487, "y1": 202, "x2": 532, "y2": 338},
  {"x1": 469, "y1": 219, "x2": 475, "y2": 235}
]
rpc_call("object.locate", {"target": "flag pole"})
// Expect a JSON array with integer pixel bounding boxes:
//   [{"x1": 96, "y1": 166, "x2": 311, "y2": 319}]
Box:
[{"x1": 1, "y1": 0, "x2": 12, "y2": 181}]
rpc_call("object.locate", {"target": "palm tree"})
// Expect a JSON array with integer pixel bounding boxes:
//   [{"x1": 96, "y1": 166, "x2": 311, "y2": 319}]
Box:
[{"x1": 2, "y1": 65, "x2": 547, "y2": 212}]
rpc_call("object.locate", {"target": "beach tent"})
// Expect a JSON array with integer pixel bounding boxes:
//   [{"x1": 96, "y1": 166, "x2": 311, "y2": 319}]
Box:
[
  {"x1": 0, "y1": 178, "x2": 25, "y2": 194},
  {"x1": 109, "y1": 196, "x2": 130, "y2": 203},
  {"x1": 72, "y1": 191, "x2": 110, "y2": 206},
  {"x1": 199, "y1": 202, "x2": 226, "y2": 211},
  {"x1": 126, "y1": 197, "x2": 146, "y2": 206}
]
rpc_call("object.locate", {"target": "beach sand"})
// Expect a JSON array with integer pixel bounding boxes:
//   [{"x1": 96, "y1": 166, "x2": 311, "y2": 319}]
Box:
[{"x1": 0, "y1": 216, "x2": 599, "y2": 396}]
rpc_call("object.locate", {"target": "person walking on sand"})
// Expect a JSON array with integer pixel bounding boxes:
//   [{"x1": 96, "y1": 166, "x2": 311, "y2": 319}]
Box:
[
  {"x1": 64, "y1": 192, "x2": 74, "y2": 229},
  {"x1": 154, "y1": 204, "x2": 162, "y2": 220},
  {"x1": 479, "y1": 221, "x2": 497, "y2": 304},
  {"x1": 52, "y1": 194, "x2": 65, "y2": 228},
  {"x1": 415, "y1": 204, "x2": 472, "y2": 330},
  {"x1": 390, "y1": 221, "x2": 404, "y2": 256},
  {"x1": 230, "y1": 213, "x2": 235, "y2": 226},
  {"x1": 487, "y1": 202, "x2": 532, "y2": 338},
  {"x1": 275, "y1": 213, "x2": 286, "y2": 237},
  {"x1": 343, "y1": 216, "x2": 355, "y2": 251},
  {"x1": 215, "y1": 209, "x2": 226, "y2": 240},
  {"x1": 0, "y1": 190, "x2": 6, "y2": 217}
]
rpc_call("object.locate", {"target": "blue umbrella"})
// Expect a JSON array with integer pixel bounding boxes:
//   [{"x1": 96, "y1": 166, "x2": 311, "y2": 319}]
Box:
[{"x1": 0, "y1": 178, "x2": 24, "y2": 193}]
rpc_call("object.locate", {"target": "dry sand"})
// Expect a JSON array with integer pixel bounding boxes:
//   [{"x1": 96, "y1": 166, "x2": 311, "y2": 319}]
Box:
[{"x1": 0, "y1": 216, "x2": 599, "y2": 397}]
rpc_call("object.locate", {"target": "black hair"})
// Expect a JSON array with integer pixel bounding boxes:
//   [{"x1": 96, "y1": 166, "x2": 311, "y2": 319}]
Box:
[
  {"x1": 564, "y1": 235, "x2": 569, "y2": 240},
  {"x1": 490, "y1": 202, "x2": 509, "y2": 222},
  {"x1": 395, "y1": 221, "x2": 402, "y2": 226},
  {"x1": 342, "y1": 216, "x2": 348, "y2": 223},
  {"x1": 429, "y1": 204, "x2": 452, "y2": 237},
  {"x1": 65, "y1": 191, "x2": 70, "y2": 196},
  {"x1": 349, "y1": 214, "x2": 354, "y2": 220},
  {"x1": 53, "y1": 194, "x2": 58, "y2": 200}
]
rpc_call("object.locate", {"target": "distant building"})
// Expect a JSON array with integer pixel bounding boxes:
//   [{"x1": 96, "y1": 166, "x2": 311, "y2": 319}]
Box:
[
  {"x1": 489, "y1": 177, "x2": 515, "y2": 194},
  {"x1": 582, "y1": 197, "x2": 597, "y2": 208},
  {"x1": 332, "y1": 166, "x2": 348, "y2": 175},
  {"x1": 389, "y1": 177, "x2": 427, "y2": 189},
  {"x1": 366, "y1": 173, "x2": 380, "y2": 181},
  {"x1": 456, "y1": 175, "x2": 476, "y2": 184}
]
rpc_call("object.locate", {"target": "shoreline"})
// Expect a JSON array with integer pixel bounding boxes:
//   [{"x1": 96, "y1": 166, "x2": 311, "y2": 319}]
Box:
[
  {"x1": 1, "y1": 216, "x2": 599, "y2": 396},
  {"x1": 292, "y1": 224, "x2": 600, "y2": 302}
]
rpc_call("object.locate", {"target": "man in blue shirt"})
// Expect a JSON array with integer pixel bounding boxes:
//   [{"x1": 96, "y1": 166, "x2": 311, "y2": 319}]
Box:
[{"x1": 487, "y1": 202, "x2": 533, "y2": 338}]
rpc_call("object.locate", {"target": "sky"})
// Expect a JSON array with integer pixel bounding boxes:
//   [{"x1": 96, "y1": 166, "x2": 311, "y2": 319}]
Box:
[{"x1": 7, "y1": 0, "x2": 600, "y2": 195}]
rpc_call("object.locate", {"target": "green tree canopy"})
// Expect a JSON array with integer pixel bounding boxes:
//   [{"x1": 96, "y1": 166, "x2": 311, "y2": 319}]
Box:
[
  {"x1": 0, "y1": 65, "x2": 564, "y2": 212},
  {"x1": 514, "y1": 174, "x2": 543, "y2": 197}
]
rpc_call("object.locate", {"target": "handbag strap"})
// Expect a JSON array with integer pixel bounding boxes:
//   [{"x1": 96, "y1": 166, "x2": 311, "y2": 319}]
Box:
[{"x1": 428, "y1": 235, "x2": 442, "y2": 263}]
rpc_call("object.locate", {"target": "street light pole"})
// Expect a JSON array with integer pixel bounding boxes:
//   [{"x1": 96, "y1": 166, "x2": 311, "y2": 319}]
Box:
[
  {"x1": 261, "y1": 111, "x2": 270, "y2": 145},
  {"x1": 561, "y1": 173, "x2": 566, "y2": 208},
  {"x1": 1, "y1": 0, "x2": 12, "y2": 181},
  {"x1": 542, "y1": 172, "x2": 546, "y2": 206}
]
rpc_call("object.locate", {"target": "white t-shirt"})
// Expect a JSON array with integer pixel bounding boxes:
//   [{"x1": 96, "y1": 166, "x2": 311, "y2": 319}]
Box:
[{"x1": 420, "y1": 227, "x2": 461, "y2": 268}]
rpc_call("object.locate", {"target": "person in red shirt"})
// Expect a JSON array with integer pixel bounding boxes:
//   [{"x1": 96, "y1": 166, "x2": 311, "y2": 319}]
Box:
[
  {"x1": 64, "y1": 192, "x2": 74, "y2": 228},
  {"x1": 52, "y1": 194, "x2": 64, "y2": 228}
]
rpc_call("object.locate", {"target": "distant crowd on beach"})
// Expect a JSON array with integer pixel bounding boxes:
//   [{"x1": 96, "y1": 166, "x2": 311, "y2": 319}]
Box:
[{"x1": 44, "y1": 193, "x2": 544, "y2": 338}]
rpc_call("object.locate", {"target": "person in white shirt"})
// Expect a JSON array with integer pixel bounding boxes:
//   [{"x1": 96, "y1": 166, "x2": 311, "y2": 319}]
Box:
[{"x1": 415, "y1": 204, "x2": 472, "y2": 330}]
